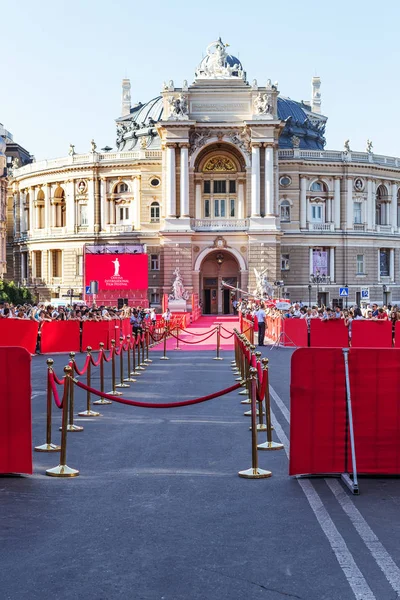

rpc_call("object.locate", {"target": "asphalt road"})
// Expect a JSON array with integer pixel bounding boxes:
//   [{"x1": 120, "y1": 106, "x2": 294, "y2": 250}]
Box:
[{"x1": 2, "y1": 347, "x2": 400, "y2": 600}]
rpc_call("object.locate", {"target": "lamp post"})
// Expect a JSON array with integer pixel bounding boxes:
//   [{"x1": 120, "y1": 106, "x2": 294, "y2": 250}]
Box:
[
  {"x1": 308, "y1": 284, "x2": 312, "y2": 307},
  {"x1": 383, "y1": 284, "x2": 387, "y2": 306},
  {"x1": 309, "y1": 270, "x2": 324, "y2": 307},
  {"x1": 57, "y1": 285, "x2": 61, "y2": 298}
]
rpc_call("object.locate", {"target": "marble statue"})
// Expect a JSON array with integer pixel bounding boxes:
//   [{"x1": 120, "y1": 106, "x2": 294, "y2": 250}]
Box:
[
  {"x1": 91, "y1": 139, "x2": 97, "y2": 152},
  {"x1": 253, "y1": 268, "x2": 273, "y2": 298},
  {"x1": 253, "y1": 93, "x2": 272, "y2": 115},
  {"x1": 366, "y1": 139, "x2": 373, "y2": 153},
  {"x1": 170, "y1": 267, "x2": 189, "y2": 301},
  {"x1": 68, "y1": 143, "x2": 76, "y2": 156},
  {"x1": 344, "y1": 139, "x2": 351, "y2": 152},
  {"x1": 291, "y1": 135, "x2": 301, "y2": 149},
  {"x1": 168, "y1": 94, "x2": 189, "y2": 120}
]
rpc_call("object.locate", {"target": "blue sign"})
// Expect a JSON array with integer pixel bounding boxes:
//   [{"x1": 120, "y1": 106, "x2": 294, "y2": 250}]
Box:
[
  {"x1": 361, "y1": 288, "x2": 370, "y2": 300},
  {"x1": 339, "y1": 287, "x2": 349, "y2": 297},
  {"x1": 85, "y1": 286, "x2": 92, "y2": 295}
]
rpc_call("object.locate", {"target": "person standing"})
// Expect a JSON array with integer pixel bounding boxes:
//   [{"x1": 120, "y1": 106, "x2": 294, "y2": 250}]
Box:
[{"x1": 254, "y1": 304, "x2": 267, "y2": 346}]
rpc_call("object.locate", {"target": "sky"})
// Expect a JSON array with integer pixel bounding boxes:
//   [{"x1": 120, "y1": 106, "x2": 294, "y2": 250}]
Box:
[{"x1": 2, "y1": 0, "x2": 400, "y2": 161}]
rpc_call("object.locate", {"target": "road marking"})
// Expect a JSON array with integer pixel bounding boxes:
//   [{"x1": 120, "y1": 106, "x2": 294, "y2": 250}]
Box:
[
  {"x1": 326, "y1": 478, "x2": 400, "y2": 596},
  {"x1": 270, "y1": 402, "x2": 376, "y2": 600}
]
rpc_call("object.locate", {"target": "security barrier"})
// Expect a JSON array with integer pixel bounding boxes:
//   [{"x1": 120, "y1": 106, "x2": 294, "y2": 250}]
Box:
[
  {"x1": 351, "y1": 320, "x2": 392, "y2": 348},
  {"x1": 40, "y1": 321, "x2": 81, "y2": 354},
  {"x1": 0, "y1": 319, "x2": 38, "y2": 355},
  {"x1": 309, "y1": 319, "x2": 349, "y2": 348},
  {"x1": 0, "y1": 347, "x2": 32, "y2": 474},
  {"x1": 290, "y1": 347, "x2": 400, "y2": 493},
  {"x1": 281, "y1": 319, "x2": 308, "y2": 347},
  {"x1": 81, "y1": 321, "x2": 110, "y2": 351}
]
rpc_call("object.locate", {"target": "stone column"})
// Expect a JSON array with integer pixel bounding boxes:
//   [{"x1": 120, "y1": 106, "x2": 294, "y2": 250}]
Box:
[
  {"x1": 309, "y1": 248, "x2": 314, "y2": 276},
  {"x1": 180, "y1": 144, "x2": 189, "y2": 217},
  {"x1": 100, "y1": 178, "x2": 106, "y2": 230},
  {"x1": 366, "y1": 179, "x2": 373, "y2": 229},
  {"x1": 391, "y1": 183, "x2": 397, "y2": 228},
  {"x1": 133, "y1": 176, "x2": 141, "y2": 229},
  {"x1": 195, "y1": 182, "x2": 202, "y2": 218},
  {"x1": 326, "y1": 198, "x2": 332, "y2": 223},
  {"x1": 20, "y1": 190, "x2": 26, "y2": 233},
  {"x1": 87, "y1": 179, "x2": 95, "y2": 230},
  {"x1": 166, "y1": 144, "x2": 176, "y2": 218},
  {"x1": 390, "y1": 248, "x2": 395, "y2": 281},
  {"x1": 330, "y1": 248, "x2": 335, "y2": 282},
  {"x1": 66, "y1": 180, "x2": 75, "y2": 232},
  {"x1": 238, "y1": 179, "x2": 244, "y2": 219},
  {"x1": 29, "y1": 187, "x2": 35, "y2": 231},
  {"x1": 94, "y1": 173, "x2": 101, "y2": 233},
  {"x1": 334, "y1": 177, "x2": 341, "y2": 229},
  {"x1": 251, "y1": 144, "x2": 261, "y2": 217},
  {"x1": 346, "y1": 177, "x2": 353, "y2": 229},
  {"x1": 300, "y1": 175, "x2": 307, "y2": 229},
  {"x1": 377, "y1": 249, "x2": 381, "y2": 282},
  {"x1": 264, "y1": 144, "x2": 274, "y2": 216}
]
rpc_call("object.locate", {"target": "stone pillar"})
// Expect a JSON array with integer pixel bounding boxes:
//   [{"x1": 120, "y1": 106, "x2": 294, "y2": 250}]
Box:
[
  {"x1": 133, "y1": 176, "x2": 141, "y2": 229},
  {"x1": 51, "y1": 201, "x2": 57, "y2": 228},
  {"x1": 195, "y1": 182, "x2": 201, "y2": 218},
  {"x1": 300, "y1": 175, "x2": 307, "y2": 229},
  {"x1": 264, "y1": 144, "x2": 274, "y2": 216},
  {"x1": 346, "y1": 177, "x2": 353, "y2": 229},
  {"x1": 87, "y1": 179, "x2": 95, "y2": 230},
  {"x1": 100, "y1": 179, "x2": 106, "y2": 230},
  {"x1": 330, "y1": 248, "x2": 335, "y2": 282},
  {"x1": 29, "y1": 187, "x2": 35, "y2": 231},
  {"x1": 66, "y1": 180, "x2": 75, "y2": 232},
  {"x1": 309, "y1": 248, "x2": 314, "y2": 276},
  {"x1": 238, "y1": 180, "x2": 244, "y2": 219},
  {"x1": 180, "y1": 144, "x2": 189, "y2": 217},
  {"x1": 20, "y1": 190, "x2": 26, "y2": 233},
  {"x1": 334, "y1": 177, "x2": 341, "y2": 229},
  {"x1": 166, "y1": 144, "x2": 176, "y2": 218},
  {"x1": 390, "y1": 248, "x2": 395, "y2": 281},
  {"x1": 326, "y1": 198, "x2": 332, "y2": 223},
  {"x1": 251, "y1": 144, "x2": 260, "y2": 217},
  {"x1": 367, "y1": 179, "x2": 373, "y2": 229},
  {"x1": 45, "y1": 184, "x2": 51, "y2": 231},
  {"x1": 377, "y1": 249, "x2": 381, "y2": 282},
  {"x1": 391, "y1": 184, "x2": 397, "y2": 228},
  {"x1": 94, "y1": 174, "x2": 101, "y2": 233}
]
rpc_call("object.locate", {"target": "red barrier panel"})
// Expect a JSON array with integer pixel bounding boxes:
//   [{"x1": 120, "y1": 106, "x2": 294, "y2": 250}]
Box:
[
  {"x1": 40, "y1": 321, "x2": 80, "y2": 354},
  {"x1": 0, "y1": 347, "x2": 32, "y2": 474},
  {"x1": 395, "y1": 321, "x2": 400, "y2": 347},
  {"x1": 310, "y1": 319, "x2": 349, "y2": 348},
  {"x1": 281, "y1": 319, "x2": 308, "y2": 347},
  {"x1": 121, "y1": 318, "x2": 131, "y2": 338},
  {"x1": 351, "y1": 320, "x2": 393, "y2": 348},
  {"x1": 290, "y1": 348, "x2": 347, "y2": 476},
  {"x1": 109, "y1": 321, "x2": 121, "y2": 346},
  {"x1": 81, "y1": 321, "x2": 110, "y2": 351},
  {"x1": 0, "y1": 319, "x2": 38, "y2": 355},
  {"x1": 348, "y1": 349, "x2": 400, "y2": 474}
]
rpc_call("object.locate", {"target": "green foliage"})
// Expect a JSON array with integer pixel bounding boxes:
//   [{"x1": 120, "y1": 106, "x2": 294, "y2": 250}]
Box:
[{"x1": 0, "y1": 280, "x2": 33, "y2": 304}]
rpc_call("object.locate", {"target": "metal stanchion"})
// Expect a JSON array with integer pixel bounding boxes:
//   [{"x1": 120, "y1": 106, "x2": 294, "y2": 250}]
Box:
[
  {"x1": 35, "y1": 359, "x2": 62, "y2": 452},
  {"x1": 78, "y1": 347, "x2": 101, "y2": 416},
  {"x1": 94, "y1": 342, "x2": 113, "y2": 404},
  {"x1": 160, "y1": 327, "x2": 169, "y2": 360},
  {"x1": 136, "y1": 333, "x2": 145, "y2": 370},
  {"x1": 239, "y1": 340, "x2": 251, "y2": 402},
  {"x1": 213, "y1": 324, "x2": 223, "y2": 360},
  {"x1": 124, "y1": 335, "x2": 137, "y2": 383},
  {"x1": 175, "y1": 324, "x2": 181, "y2": 350},
  {"x1": 144, "y1": 329, "x2": 152, "y2": 363},
  {"x1": 130, "y1": 336, "x2": 142, "y2": 376},
  {"x1": 116, "y1": 337, "x2": 130, "y2": 388},
  {"x1": 46, "y1": 366, "x2": 79, "y2": 477},
  {"x1": 258, "y1": 358, "x2": 283, "y2": 451},
  {"x1": 62, "y1": 352, "x2": 84, "y2": 431},
  {"x1": 108, "y1": 339, "x2": 123, "y2": 395},
  {"x1": 140, "y1": 332, "x2": 146, "y2": 366},
  {"x1": 250, "y1": 351, "x2": 267, "y2": 431},
  {"x1": 238, "y1": 367, "x2": 272, "y2": 479}
]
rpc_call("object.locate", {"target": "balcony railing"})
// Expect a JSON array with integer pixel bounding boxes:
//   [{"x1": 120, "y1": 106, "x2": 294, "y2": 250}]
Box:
[
  {"x1": 108, "y1": 224, "x2": 134, "y2": 233},
  {"x1": 353, "y1": 223, "x2": 366, "y2": 232},
  {"x1": 191, "y1": 218, "x2": 249, "y2": 231},
  {"x1": 308, "y1": 222, "x2": 334, "y2": 232},
  {"x1": 376, "y1": 224, "x2": 392, "y2": 233}
]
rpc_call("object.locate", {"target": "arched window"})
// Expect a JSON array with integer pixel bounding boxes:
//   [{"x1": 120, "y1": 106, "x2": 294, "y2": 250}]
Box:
[
  {"x1": 376, "y1": 184, "x2": 388, "y2": 226},
  {"x1": 280, "y1": 200, "x2": 291, "y2": 223},
  {"x1": 150, "y1": 202, "x2": 160, "y2": 223},
  {"x1": 310, "y1": 180, "x2": 328, "y2": 193},
  {"x1": 53, "y1": 186, "x2": 66, "y2": 228},
  {"x1": 115, "y1": 182, "x2": 129, "y2": 194},
  {"x1": 36, "y1": 189, "x2": 45, "y2": 229}
]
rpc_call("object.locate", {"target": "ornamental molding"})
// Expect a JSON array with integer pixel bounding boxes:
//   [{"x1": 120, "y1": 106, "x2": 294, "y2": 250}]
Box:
[{"x1": 203, "y1": 156, "x2": 236, "y2": 173}]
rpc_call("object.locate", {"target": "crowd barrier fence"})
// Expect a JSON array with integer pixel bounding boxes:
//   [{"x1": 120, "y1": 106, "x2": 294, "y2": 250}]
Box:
[
  {"x1": 309, "y1": 319, "x2": 349, "y2": 348},
  {"x1": 0, "y1": 347, "x2": 32, "y2": 474},
  {"x1": 0, "y1": 319, "x2": 38, "y2": 354},
  {"x1": 40, "y1": 321, "x2": 81, "y2": 354},
  {"x1": 351, "y1": 320, "x2": 393, "y2": 348}
]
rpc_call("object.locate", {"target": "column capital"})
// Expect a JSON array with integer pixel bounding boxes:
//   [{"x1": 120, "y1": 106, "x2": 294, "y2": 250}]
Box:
[
  {"x1": 334, "y1": 175, "x2": 342, "y2": 180},
  {"x1": 300, "y1": 174, "x2": 308, "y2": 180},
  {"x1": 251, "y1": 142, "x2": 262, "y2": 149},
  {"x1": 165, "y1": 142, "x2": 177, "y2": 148},
  {"x1": 263, "y1": 142, "x2": 274, "y2": 148},
  {"x1": 179, "y1": 143, "x2": 190, "y2": 149}
]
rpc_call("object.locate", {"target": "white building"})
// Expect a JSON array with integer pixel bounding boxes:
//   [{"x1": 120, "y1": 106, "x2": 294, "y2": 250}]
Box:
[{"x1": 8, "y1": 39, "x2": 400, "y2": 310}]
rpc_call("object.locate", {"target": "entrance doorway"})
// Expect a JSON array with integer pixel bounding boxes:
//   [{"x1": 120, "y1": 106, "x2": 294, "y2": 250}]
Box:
[{"x1": 200, "y1": 251, "x2": 240, "y2": 315}]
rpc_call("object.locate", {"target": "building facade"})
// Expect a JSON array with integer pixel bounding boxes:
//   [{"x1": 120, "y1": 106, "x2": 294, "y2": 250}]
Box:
[
  {"x1": 0, "y1": 133, "x2": 7, "y2": 278},
  {"x1": 8, "y1": 39, "x2": 400, "y2": 310}
]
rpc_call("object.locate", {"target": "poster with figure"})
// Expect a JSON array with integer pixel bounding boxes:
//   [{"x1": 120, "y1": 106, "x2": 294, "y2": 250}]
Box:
[{"x1": 312, "y1": 250, "x2": 328, "y2": 275}]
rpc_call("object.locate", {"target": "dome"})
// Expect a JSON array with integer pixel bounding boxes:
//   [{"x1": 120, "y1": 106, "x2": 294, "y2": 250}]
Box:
[
  {"x1": 195, "y1": 38, "x2": 246, "y2": 80},
  {"x1": 120, "y1": 95, "x2": 327, "y2": 150}
]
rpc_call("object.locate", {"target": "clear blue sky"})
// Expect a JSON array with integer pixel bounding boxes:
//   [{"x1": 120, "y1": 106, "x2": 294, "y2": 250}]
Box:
[{"x1": 2, "y1": 0, "x2": 400, "y2": 160}]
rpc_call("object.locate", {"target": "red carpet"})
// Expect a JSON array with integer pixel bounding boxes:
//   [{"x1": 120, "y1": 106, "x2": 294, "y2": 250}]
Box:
[{"x1": 151, "y1": 315, "x2": 239, "y2": 352}]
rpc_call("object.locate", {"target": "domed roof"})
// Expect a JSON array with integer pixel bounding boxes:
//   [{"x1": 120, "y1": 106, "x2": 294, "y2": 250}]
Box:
[{"x1": 195, "y1": 38, "x2": 245, "y2": 80}]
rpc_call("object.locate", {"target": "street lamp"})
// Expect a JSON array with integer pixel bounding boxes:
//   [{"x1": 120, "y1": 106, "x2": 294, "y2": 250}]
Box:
[
  {"x1": 383, "y1": 284, "x2": 387, "y2": 306},
  {"x1": 57, "y1": 285, "x2": 61, "y2": 298},
  {"x1": 309, "y1": 270, "x2": 325, "y2": 307},
  {"x1": 308, "y1": 284, "x2": 312, "y2": 307}
]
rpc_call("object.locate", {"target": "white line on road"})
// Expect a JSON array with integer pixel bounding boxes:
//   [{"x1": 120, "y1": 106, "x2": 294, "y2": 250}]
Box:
[{"x1": 270, "y1": 403, "x2": 376, "y2": 600}]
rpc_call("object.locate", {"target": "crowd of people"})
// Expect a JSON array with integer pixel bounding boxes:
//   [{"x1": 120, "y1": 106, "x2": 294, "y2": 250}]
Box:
[{"x1": 239, "y1": 298, "x2": 400, "y2": 345}]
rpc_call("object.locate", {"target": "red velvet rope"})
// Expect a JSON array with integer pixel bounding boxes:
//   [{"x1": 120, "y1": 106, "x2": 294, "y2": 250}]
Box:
[
  {"x1": 73, "y1": 355, "x2": 91, "y2": 376},
  {"x1": 256, "y1": 370, "x2": 268, "y2": 402},
  {"x1": 52, "y1": 370, "x2": 66, "y2": 386},
  {"x1": 48, "y1": 371, "x2": 64, "y2": 408},
  {"x1": 219, "y1": 330, "x2": 234, "y2": 339},
  {"x1": 168, "y1": 330, "x2": 216, "y2": 344},
  {"x1": 90, "y1": 352, "x2": 103, "y2": 367},
  {"x1": 72, "y1": 379, "x2": 241, "y2": 408},
  {"x1": 178, "y1": 327, "x2": 217, "y2": 337},
  {"x1": 103, "y1": 348, "x2": 113, "y2": 363}
]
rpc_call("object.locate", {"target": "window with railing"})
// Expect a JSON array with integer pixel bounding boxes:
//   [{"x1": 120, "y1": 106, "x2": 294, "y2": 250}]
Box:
[
  {"x1": 202, "y1": 179, "x2": 236, "y2": 219},
  {"x1": 354, "y1": 202, "x2": 362, "y2": 224},
  {"x1": 280, "y1": 200, "x2": 291, "y2": 223}
]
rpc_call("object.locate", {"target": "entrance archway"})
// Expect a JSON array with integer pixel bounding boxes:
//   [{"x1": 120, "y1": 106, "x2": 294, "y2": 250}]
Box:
[{"x1": 200, "y1": 250, "x2": 240, "y2": 315}]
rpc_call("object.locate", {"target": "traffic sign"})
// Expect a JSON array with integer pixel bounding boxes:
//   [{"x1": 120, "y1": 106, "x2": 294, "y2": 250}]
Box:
[
  {"x1": 361, "y1": 288, "x2": 370, "y2": 301},
  {"x1": 85, "y1": 286, "x2": 92, "y2": 295},
  {"x1": 339, "y1": 287, "x2": 349, "y2": 297}
]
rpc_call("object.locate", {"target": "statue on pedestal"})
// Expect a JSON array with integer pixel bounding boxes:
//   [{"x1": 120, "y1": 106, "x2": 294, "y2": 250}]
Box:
[
  {"x1": 253, "y1": 268, "x2": 273, "y2": 299},
  {"x1": 169, "y1": 267, "x2": 189, "y2": 301}
]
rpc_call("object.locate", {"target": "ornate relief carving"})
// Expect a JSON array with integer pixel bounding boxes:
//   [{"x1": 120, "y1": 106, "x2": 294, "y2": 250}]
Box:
[
  {"x1": 203, "y1": 156, "x2": 236, "y2": 172},
  {"x1": 253, "y1": 93, "x2": 272, "y2": 115},
  {"x1": 167, "y1": 94, "x2": 189, "y2": 120}
]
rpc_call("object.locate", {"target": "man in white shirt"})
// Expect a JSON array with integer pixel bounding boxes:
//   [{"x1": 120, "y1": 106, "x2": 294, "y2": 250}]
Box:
[{"x1": 254, "y1": 305, "x2": 267, "y2": 346}]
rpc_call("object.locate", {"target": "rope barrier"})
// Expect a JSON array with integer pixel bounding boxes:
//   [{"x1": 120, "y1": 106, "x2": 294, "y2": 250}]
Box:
[
  {"x1": 72, "y1": 379, "x2": 241, "y2": 408},
  {"x1": 48, "y1": 371, "x2": 64, "y2": 408},
  {"x1": 73, "y1": 354, "x2": 90, "y2": 376},
  {"x1": 168, "y1": 330, "x2": 217, "y2": 344},
  {"x1": 178, "y1": 327, "x2": 218, "y2": 337}
]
